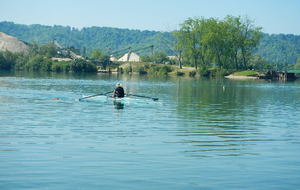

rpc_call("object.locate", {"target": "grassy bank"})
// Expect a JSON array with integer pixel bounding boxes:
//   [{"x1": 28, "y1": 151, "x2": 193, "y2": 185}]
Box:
[
  {"x1": 231, "y1": 70, "x2": 259, "y2": 77},
  {"x1": 117, "y1": 62, "x2": 197, "y2": 77}
]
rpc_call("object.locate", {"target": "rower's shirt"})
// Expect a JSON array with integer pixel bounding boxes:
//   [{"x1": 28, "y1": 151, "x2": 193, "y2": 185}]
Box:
[{"x1": 114, "y1": 87, "x2": 125, "y2": 98}]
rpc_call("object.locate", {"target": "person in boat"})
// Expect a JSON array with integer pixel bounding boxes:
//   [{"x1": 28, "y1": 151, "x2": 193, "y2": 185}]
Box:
[{"x1": 112, "y1": 83, "x2": 125, "y2": 98}]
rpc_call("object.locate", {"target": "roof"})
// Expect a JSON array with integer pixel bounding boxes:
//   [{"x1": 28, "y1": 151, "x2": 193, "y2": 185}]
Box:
[{"x1": 118, "y1": 52, "x2": 140, "y2": 62}]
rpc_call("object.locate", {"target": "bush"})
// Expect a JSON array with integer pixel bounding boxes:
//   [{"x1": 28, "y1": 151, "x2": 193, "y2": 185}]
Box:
[
  {"x1": 176, "y1": 71, "x2": 185, "y2": 76},
  {"x1": 124, "y1": 65, "x2": 132, "y2": 73},
  {"x1": 51, "y1": 62, "x2": 71, "y2": 72},
  {"x1": 26, "y1": 55, "x2": 44, "y2": 71},
  {"x1": 189, "y1": 71, "x2": 196, "y2": 77},
  {"x1": 0, "y1": 51, "x2": 18, "y2": 70},
  {"x1": 136, "y1": 66, "x2": 147, "y2": 75},
  {"x1": 199, "y1": 66, "x2": 210, "y2": 77},
  {"x1": 14, "y1": 56, "x2": 28, "y2": 70},
  {"x1": 117, "y1": 67, "x2": 124, "y2": 73},
  {"x1": 40, "y1": 59, "x2": 53, "y2": 72},
  {"x1": 51, "y1": 62, "x2": 62, "y2": 72},
  {"x1": 71, "y1": 59, "x2": 97, "y2": 73}
]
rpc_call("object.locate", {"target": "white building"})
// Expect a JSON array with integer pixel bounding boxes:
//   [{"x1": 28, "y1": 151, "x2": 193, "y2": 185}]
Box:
[
  {"x1": 118, "y1": 52, "x2": 140, "y2": 62},
  {"x1": 110, "y1": 55, "x2": 117, "y2": 61}
]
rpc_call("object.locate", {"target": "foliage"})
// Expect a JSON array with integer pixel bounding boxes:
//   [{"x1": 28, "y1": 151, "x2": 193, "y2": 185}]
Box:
[
  {"x1": 71, "y1": 59, "x2": 97, "y2": 73},
  {"x1": 0, "y1": 21, "x2": 175, "y2": 56},
  {"x1": 256, "y1": 33, "x2": 300, "y2": 68},
  {"x1": 140, "y1": 51, "x2": 170, "y2": 64},
  {"x1": 0, "y1": 51, "x2": 18, "y2": 70},
  {"x1": 51, "y1": 61, "x2": 71, "y2": 72},
  {"x1": 176, "y1": 71, "x2": 185, "y2": 76},
  {"x1": 89, "y1": 49, "x2": 111, "y2": 69},
  {"x1": 1, "y1": 21, "x2": 300, "y2": 71},
  {"x1": 198, "y1": 66, "x2": 210, "y2": 77},
  {"x1": 0, "y1": 44, "x2": 97, "y2": 73},
  {"x1": 189, "y1": 71, "x2": 197, "y2": 77},
  {"x1": 138, "y1": 67, "x2": 148, "y2": 74},
  {"x1": 175, "y1": 16, "x2": 262, "y2": 70}
]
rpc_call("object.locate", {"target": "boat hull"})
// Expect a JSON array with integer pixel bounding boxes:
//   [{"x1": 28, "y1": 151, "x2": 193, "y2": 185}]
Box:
[{"x1": 81, "y1": 95, "x2": 159, "y2": 105}]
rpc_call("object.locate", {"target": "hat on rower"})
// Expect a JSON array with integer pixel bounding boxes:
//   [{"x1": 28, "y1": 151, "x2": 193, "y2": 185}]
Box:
[{"x1": 116, "y1": 83, "x2": 122, "y2": 87}]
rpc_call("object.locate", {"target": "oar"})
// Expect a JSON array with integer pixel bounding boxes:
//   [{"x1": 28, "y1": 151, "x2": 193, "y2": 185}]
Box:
[
  {"x1": 79, "y1": 91, "x2": 113, "y2": 101},
  {"x1": 126, "y1": 94, "x2": 159, "y2": 101}
]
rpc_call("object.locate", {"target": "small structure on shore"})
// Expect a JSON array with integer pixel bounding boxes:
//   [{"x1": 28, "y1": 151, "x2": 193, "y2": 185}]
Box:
[
  {"x1": 110, "y1": 55, "x2": 117, "y2": 61},
  {"x1": 118, "y1": 52, "x2": 140, "y2": 62}
]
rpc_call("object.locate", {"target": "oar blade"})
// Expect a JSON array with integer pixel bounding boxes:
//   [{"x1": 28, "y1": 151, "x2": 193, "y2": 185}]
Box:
[{"x1": 79, "y1": 91, "x2": 113, "y2": 101}]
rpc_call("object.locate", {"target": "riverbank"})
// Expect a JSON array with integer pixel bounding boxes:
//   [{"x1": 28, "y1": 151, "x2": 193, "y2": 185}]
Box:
[
  {"x1": 117, "y1": 62, "x2": 197, "y2": 77},
  {"x1": 225, "y1": 70, "x2": 259, "y2": 80}
]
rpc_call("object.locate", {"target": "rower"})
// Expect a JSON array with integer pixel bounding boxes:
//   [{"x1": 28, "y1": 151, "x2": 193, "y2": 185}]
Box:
[{"x1": 112, "y1": 83, "x2": 125, "y2": 98}]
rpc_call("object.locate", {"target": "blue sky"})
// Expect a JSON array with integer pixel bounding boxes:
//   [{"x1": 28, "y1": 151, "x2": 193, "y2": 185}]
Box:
[{"x1": 0, "y1": 0, "x2": 299, "y2": 34}]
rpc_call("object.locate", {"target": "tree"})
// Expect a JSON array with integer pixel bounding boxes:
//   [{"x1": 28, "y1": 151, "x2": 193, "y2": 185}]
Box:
[
  {"x1": 39, "y1": 44, "x2": 57, "y2": 58},
  {"x1": 0, "y1": 51, "x2": 18, "y2": 70},
  {"x1": 151, "y1": 52, "x2": 169, "y2": 64},
  {"x1": 90, "y1": 49, "x2": 111, "y2": 69},
  {"x1": 238, "y1": 17, "x2": 262, "y2": 69},
  {"x1": 175, "y1": 16, "x2": 262, "y2": 70}
]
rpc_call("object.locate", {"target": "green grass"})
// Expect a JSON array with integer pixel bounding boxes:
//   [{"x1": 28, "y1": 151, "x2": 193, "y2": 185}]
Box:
[{"x1": 232, "y1": 70, "x2": 259, "y2": 77}]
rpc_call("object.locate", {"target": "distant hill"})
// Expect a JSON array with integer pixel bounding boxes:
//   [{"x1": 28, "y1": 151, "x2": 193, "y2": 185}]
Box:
[
  {"x1": 0, "y1": 21, "x2": 299, "y2": 64},
  {"x1": 256, "y1": 33, "x2": 300, "y2": 65},
  {"x1": 0, "y1": 21, "x2": 175, "y2": 57},
  {"x1": 0, "y1": 32, "x2": 29, "y2": 53}
]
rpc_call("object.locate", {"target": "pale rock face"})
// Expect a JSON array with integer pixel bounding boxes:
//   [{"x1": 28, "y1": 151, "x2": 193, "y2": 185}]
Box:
[{"x1": 0, "y1": 32, "x2": 29, "y2": 53}]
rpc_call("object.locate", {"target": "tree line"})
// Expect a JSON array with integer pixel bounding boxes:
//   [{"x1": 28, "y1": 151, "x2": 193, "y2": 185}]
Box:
[
  {"x1": 1, "y1": 19, "x2": 300, "y2": 72},
  {"x1": 0, "y1": 44, "x2": 97, "y2": 73},
  {"x1": 0, "y1": 41, "x2": 177, "y2": 73}
]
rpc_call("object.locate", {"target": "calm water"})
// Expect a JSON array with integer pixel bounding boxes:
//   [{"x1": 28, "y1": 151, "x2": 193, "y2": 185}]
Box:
[{"x1": 1, "y1": 72, "x2": 300, "y2": 190}]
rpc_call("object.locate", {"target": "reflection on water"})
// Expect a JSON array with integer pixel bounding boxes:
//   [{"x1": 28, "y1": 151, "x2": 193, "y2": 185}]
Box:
[
  {"x1": 113, "y1": 101, "x2": 125, "y2": 109},
  {"x1": 0, "y1": 71, "x2": 300, "y2": 189}
]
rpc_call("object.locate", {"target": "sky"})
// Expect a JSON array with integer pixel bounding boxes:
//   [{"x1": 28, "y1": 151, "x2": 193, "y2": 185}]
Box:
[{"x1": 0, "y1": 0, "x2": 300, "y2": 34}]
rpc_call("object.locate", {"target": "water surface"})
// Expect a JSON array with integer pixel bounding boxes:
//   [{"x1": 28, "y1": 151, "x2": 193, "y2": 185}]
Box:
[{"x1": 1, "y1": 72, "x2": 300, "y2": 189}]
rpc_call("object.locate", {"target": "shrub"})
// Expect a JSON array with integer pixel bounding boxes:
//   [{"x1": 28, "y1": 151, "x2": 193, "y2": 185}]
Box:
[
  {"x1": 136, "y1": 66, "x2": 147, "y2": 75},
  {"x1": 40, "y1": 59, "x2": 52, "y2": 72},
  {"x1": 26, "y1": 55, "x2": 44, "y2": 71},
  {"x1": 189, "y1": 71, "x2": 196, "y2": 77},
  {"x1": 124, "y1": 65, "x2": 132, "y2": 73},
  {"x1": 176, "y1": 71, "x2": 185, "y2": 76},
  {"x1": 199, "y1": 66, "x2": 210, "y2": 77},
  {"x1": 117, "y1": 67, "x2": 124, "y2": 73},
  {"x1": 71, "y1": 59, "x2": 97, "y2": 73}
]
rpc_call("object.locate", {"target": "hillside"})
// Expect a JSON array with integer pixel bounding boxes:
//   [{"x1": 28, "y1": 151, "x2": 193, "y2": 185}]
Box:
[
  {"x1": 0, "y1": 21, "x2": 175, "y2": 57},
  {"x1": 0, "y1": 21, "x2": 300, "y2": 64},
  {"x1": 0, "y1": 32, "x2": 29, "y2": 53},
  {"x1": 256, "y1": 33, "x2": 300, "y2": 66}
]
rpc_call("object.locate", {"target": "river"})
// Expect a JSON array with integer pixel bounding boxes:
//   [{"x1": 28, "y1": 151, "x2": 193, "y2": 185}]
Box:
[{"x1": 1, "y1": 72, "x2": 300, "y2": 190}]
